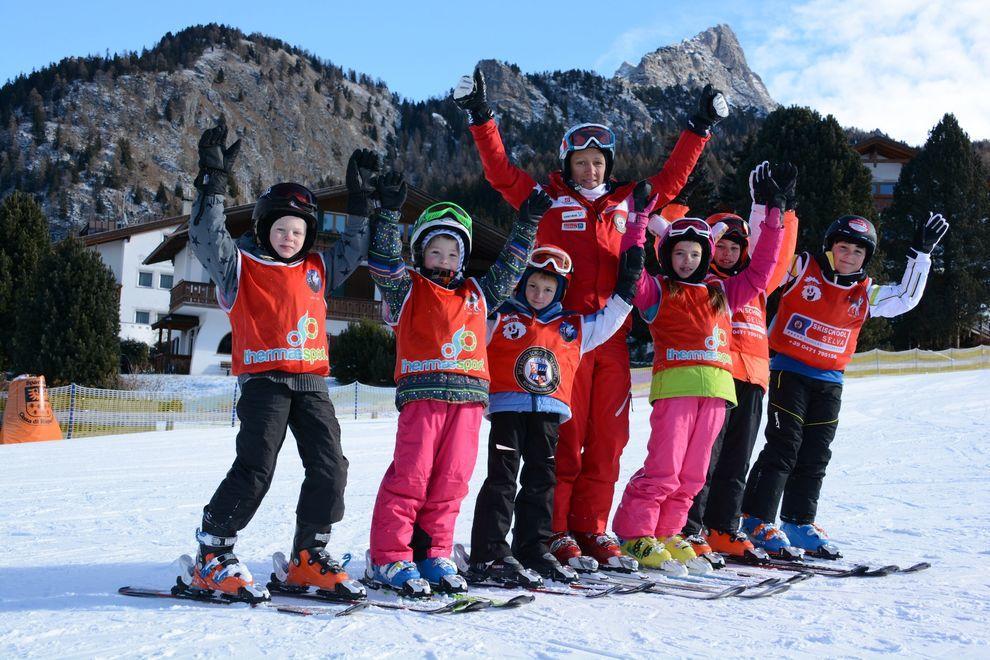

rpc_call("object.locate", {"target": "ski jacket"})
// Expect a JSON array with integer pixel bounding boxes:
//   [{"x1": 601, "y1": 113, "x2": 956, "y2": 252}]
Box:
[
  {"x1": 225, "y1": 252, "x2": 330, "y2": 376},
  {"x1": 367, "y1": 208, "x2": 538, "y2": 409},
  {"x1": 632, "y1": 207, "x2": 784, "y2": 404},
  {"x1": 769, "y1": 249, "x2": 932, "y2": 377},
  {"x1": 486, "y1": 294, "x2": 632, "y2": 422},
  {"x1": 468, "y1": 119, "x2": 708, "y2": 318},
  {"x1": 188, "y1": 192, "x2": 369, "y2": 390}
]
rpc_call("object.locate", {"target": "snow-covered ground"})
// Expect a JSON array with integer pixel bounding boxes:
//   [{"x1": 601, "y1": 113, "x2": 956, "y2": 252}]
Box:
[{"x1": 2, "y1": 370, "x2": 989, "y2": 658}]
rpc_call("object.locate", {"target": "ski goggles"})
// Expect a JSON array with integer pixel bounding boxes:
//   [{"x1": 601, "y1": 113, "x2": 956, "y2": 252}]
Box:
[
  {"x1": 560, "y1": 124, "x2": 615, "y2": 157},
  {"x1": 528, "y1": 245, "x2": 573, "y2": 275},
  {"x1": 418, "y1": 202, "x2": 473, "y2": 229},
  {"x1": 266, "y1": 182, "x2": 318, "y2": 215},
  {"x1": 667, "y1": 217, "x2": 713, "y2": 239},
  {"x1": 708, "y1": 213, "x2": 749, "y2": 240}
]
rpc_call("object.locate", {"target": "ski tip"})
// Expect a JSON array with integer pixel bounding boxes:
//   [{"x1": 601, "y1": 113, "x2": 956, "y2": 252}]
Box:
[{"x1": 900, "y1": 561, "x2": 932, "y2": 573}]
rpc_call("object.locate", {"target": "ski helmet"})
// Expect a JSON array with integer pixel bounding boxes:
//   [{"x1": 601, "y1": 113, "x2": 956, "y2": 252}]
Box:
[
  {"x1": 823, "y1": 215, "x2": 877, "y2": 266},
  {"x1": 252, "y1": 182, "x2": 319, "y2": 263},
  {"x1": 658, "y1": 217, "x2": 715, "y2": 283},
  {"x1": 518, "y1": 244, "x2": 573, "y2": 306},
  {"x1": 411, "y1": 201, "x2": 473, "y2": 270},
  {"x1": 707, "y1": 212, "x2": 750, "y2": 275},
  {"x1": 559, "y1": 123, "x2": 616, "y2": 183}
]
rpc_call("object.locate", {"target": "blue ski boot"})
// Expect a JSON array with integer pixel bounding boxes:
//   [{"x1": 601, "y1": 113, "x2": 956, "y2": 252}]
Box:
[
  {"x1": 364, "y1": 551, "x2": 431, "y2": 598},
  {"x1": 781, "y1": 522, "x2": 842, "y2": 559},
  {"x1": 416, "y1": 557, "x2": 468, "y2": 594},
  {"x1": 741, "y1": 515, "x2": 803, "y2": 560}
]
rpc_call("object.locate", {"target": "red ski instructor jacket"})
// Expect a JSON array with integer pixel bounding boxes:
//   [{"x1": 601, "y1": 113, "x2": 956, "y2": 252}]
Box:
[{"x1": 469, "y1": 119, "x2": 709, "y2": 317}]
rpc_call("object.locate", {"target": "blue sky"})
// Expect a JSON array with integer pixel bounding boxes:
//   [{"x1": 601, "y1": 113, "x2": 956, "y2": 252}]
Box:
[{"x1": 2, "y1": 0, "x2": 987, "y2": 144}]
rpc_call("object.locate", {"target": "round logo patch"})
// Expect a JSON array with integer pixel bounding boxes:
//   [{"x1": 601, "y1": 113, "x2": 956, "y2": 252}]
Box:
[
  {"x1": 801, "y1": 284, "x2": 822, "y2": 302},
  {"x1": 306, "y1": 269, "x2": 322, "y2": 292},
  {"x1": 502, "y1": 321, "x2": 527, "y2": 340},
  {"x1": 514, "y1": 347, "x2": 560, "y2": 395},
  {"x1": 559, "y1": 321, "x2": 578, "y2": 342}
]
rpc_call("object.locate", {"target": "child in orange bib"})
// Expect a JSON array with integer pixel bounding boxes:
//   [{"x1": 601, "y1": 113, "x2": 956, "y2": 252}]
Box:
[{"x1": 365, "y1": 170, "x2": 549, "y2": 596}]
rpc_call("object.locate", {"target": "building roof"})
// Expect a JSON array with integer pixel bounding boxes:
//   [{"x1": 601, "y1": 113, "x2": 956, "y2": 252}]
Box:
[
  {"x1": 852, "y1": 133, "x2": 918, "y2": 161},
  {"x1": 81, "y1": 215, "x2": 187, "y2": 247},
  {"x1": 143, "y1": 184, "x2": 509, "y2": 266}
]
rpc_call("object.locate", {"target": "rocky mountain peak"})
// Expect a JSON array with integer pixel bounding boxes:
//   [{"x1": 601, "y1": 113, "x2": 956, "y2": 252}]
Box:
[{"x1": 614, "y1": 24, "x2": 777, "y2": 114}]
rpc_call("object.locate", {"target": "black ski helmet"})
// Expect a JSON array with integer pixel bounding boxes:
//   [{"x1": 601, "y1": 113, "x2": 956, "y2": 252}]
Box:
[
  {"x1": 823, "y1": 215, "x2": 877, "y2": 266},
  {"x1": 252, "y1": 182, "x2": 319, "y2": 263}
]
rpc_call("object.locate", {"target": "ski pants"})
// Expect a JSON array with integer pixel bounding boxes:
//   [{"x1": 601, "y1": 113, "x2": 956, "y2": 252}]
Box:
[
  {"x1": 742, "y1": 370, "x2": 842, "y2": 525},
  {"x1": 553, "y1": 332, "x2": 632, "y2": 534},
  {"x1": 203, "y1": 378, "x2": 348, "y2": 536},
  {"x1": 370, "y1": 400, "x2": 483, "y2": 565},
  {"x1": 470, "y1": 411, "x2": 561, "y2": 564},
  {"x1": 612, "y1": 396, "x2": 726, "y2": 539},
  {"x1": 683, "y1": 380, "x2": 765, "y2": 535}
]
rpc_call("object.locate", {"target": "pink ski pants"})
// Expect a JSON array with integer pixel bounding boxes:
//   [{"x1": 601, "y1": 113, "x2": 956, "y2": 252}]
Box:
[
  {"x1": 612, "y1": 396, "x2": 726, "y2": 539},
  {"x1": 369, "y1": 400, "x2": 483, "y2": 564}
]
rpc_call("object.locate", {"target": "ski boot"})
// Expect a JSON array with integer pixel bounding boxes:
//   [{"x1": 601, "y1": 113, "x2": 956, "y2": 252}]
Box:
[
  {"x1": 684, "y1": 531, "x2": 725, "y2": 569},
  {"x1": 519, "y1": 552, "x2": 579, "y2": 583},
  {"x1": 548, "y1": 532, "x2": 599, "y2": 572},
  {"x1": 463, "y1": 555, "x2": 544, "y2": 588},
  {"x1": 184, "y1": 529, "x2": 269, "y2": 603},
  {"x1": 661, "y1": 534, "x2": 713, "y2": 575},
  {"x1": 269, "y1": 549, "x2": 366, "y2": 601},
  {"x1": 781, "y1": 522, "x2": 842, "y2": 559},
  {"x1": 618, "y1": 536, "x2": 687, "y2": 576},
  {"x1": 572, "y1": 532, "x2": 638, "y2": 572},
  {"x1": 364, "y1": 550, "x2": 431, "y2": 598},
  {"x1": 741, "y1": 515, "x2": 803, "y2": 560},
  {"x1": 706, "y1": 528, "x2": 769, "y2": 561},
  {"x1": 416, "y1": 557, "x2": 468, "y2": 594}
]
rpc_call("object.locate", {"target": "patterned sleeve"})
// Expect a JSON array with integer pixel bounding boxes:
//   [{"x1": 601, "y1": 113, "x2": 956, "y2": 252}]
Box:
[
  {"x1": 366, "y1": 209, "x2": 412, "y2": 322},
  {"x1": 188, "y1": 192, "x2": 239, "y2": 307}
]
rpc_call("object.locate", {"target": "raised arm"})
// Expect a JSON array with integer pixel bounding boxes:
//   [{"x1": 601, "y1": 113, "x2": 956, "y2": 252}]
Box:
[
  {"x1": 321, "y1": 149, "x2": 377, "y2": 293},
  {"x1": 455, "y1": 68, "x2": 537, "y2": 210},
  {"x1": 869, "y1": 213, "x2": 948, "y2": 318},
  {"x1": 189, "y1": 117, "x2": 242, "y2": 308},
  {"x1": 366, "y1": 172, "x2": 412, "y2": 323},
  {"x1": 476, "y1": 188, "x2": 548, "y2": 310}
]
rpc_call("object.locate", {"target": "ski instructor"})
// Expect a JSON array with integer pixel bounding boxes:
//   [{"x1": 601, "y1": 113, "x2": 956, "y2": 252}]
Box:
[{"x1": 452, "y1": 67, "x2": 729, "y2": 571}]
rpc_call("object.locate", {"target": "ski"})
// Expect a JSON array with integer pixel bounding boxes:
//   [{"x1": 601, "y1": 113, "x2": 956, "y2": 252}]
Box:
[
  {"x1": 578, "y1": 574, "x2": 748, "y2": 600},
  {"x1": 117, "y1": 585, "x2": 367, "y2": 617},
  {"x1": 797, "y1": 556, "x2": 931, "y2": 575},
  {"x1": 723, "y1": 555, "x2": 892, "y2": 577}
]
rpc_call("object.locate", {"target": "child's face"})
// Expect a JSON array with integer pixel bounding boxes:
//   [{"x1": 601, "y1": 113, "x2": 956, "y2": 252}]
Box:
[
  {"x1": 524, "y1": 271, "x2": 559, "y2": 310},
  {"x1": 714, "y1": 239, "x2": 741, "y2": 269},
  {"x1": 570, "y1": 148, "x2": 607, "y2": 189},
  {"x1": 831, "y1": 240, "x2": 867, "y2": 274},
  {"x1": 269, "y1": 215, "x2": 308, "y2": 259},
  {"x1": 671, "y1": 240, "x2": 703, "y2": 279},
  {"x1": 422, "y1": 235, "x2": 461, "y2": 272}
]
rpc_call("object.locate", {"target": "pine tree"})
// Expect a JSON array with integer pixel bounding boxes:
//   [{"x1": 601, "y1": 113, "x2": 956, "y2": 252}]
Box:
[
  {"x1": 0, "y1": 191, "x2": 52, "y2": 370},
  {"x1": 12, "y1": 236, "x2": 120, "y2": 386},
  {"x1": 883, "y1": 114, "x2": 990, "y2": 349},
  {"x1": 329, "y1": 318, "x2": 395, "y2": 386}
]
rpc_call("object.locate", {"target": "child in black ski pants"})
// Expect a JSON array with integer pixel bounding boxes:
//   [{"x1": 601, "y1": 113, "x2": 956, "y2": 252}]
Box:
[{"x1": 466, "y1": 239, "x2": 642, "y2": 584}]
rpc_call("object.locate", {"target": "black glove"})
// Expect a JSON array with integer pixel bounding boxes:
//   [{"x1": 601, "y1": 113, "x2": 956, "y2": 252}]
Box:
[
  {"x1": 673, "y1": 167, "x2": 706, "y2": 206},
  {"x1": 751, "y1": 161, "x2": 786, "y2": 211},
  {"x1": 452, "y1": 68, "x2": 494, "y2": 126},
  {"x1": 194, "y1": 116, "x2": 241, "y2": 196},
  {"x1": 686, "y1": 84, "x2": 729, "y2": 136},
  {"x1": 614, "y1": 246, "x2": 645, "y2": 303},
  {"x1": 911, "y1": 212, "x2": 950, "y2": 254},
  {"x1": 633, "y1": 180, "x2": 653, "y2": 213},
  {"x1": 769, "y1": 162, "x2": 798, "y2": 212},
  {"x1": 346, "y1": 148, "x2": 381, "y2": 216},
  {"x1": 518, "y1": 187, "x2": 553, "y2": 227},
  {"x1": 374, "y1": 171, "x2": 407, "y2": 212}
]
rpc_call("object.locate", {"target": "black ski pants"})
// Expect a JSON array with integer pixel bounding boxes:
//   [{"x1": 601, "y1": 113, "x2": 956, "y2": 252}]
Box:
[
  {"x1": 469, "y1": 411, "x2": 560, "y2": 564},
  {"x1": 683, "y1": 379, "x2": 765, "y2": 535},
  {"x1": 203, "y1": 378, "x2": 348, "y2": 535},
  {"x1": 742, "y1": 370, "x2": 842, "y2": 525}
]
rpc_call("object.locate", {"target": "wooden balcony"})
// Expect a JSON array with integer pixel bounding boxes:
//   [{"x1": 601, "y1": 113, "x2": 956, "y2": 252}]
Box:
[{"x1": 170, "y1": 280, "x2": 217, "y2": 310}]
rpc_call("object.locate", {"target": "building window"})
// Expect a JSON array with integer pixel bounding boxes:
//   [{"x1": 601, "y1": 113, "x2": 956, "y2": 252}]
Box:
[
  {"x1": 217, "y1": 333, "x2": 232, "y2": 355},
  {"x1": 135, "y1": 310, "x2": 151, "y2": 324},
  {"x1": 321, "y1": 212, "x2": 348, "y2": 234},
  {"x1": 138, "y1": 271, "x2": 153, "y2": 288},
  {"x1": 159, "y1": 273, "x2": 174, "y2": 289}
]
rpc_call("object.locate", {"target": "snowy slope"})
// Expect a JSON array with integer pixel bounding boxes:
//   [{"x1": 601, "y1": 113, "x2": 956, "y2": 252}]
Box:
[{"x1": 2, "y1": 371, "x2": 989, "y2": 658}]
